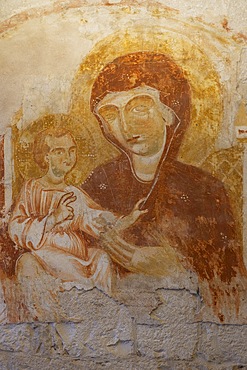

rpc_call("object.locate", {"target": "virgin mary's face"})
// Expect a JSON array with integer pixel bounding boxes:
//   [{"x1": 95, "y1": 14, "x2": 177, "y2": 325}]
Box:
[{"x1": 95, "y1": 87, "x2": 171, "y2": 157}]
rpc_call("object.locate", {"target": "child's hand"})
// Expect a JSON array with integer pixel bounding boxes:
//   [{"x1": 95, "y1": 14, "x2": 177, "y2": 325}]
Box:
[
  {"x1": 52, "y1": 192, "x2": 77, "y2": 226},
  {"x1": 115, "y1": 198, "x2": 148, "y2": 232}
]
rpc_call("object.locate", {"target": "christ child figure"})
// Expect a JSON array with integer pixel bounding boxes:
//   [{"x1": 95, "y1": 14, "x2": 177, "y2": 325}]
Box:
[{"x1": 8, "y1": 128, "x2": 147, "y2": 295}]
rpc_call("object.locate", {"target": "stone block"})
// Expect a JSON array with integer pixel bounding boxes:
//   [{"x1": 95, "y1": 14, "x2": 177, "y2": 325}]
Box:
[
  {"x1": 136, "y1": 321, "x2": 198, "y2": 361},
  {"x1": 149, "y1": 289, "x2": 201, "y2": 324},
  {"x1": 136, "y1": 289, "x2": 200, "y2": 361},
  {"x1": 56, "y1": 289, "x2": 134, "y2": 358},
  {"x1": 199, "y1": 323, "x2": 247, "y2": 364},
  {"x1": 0, "y1": 322, "x2": 68, "y2": 357}
]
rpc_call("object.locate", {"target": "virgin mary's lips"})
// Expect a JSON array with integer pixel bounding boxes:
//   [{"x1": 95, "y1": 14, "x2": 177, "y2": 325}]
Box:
[{"x1": 127, "y1": 135, "x2": 141, "y2": 142}]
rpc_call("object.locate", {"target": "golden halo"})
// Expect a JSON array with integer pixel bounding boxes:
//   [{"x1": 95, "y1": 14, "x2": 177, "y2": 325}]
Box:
[{"x1": 71, "y1": 26, "x2": 222, "y2": 167}]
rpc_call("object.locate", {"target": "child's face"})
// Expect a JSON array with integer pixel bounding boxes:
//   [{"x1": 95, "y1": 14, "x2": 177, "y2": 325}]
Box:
[{"x1": 45, "y1": 134, "x2": 77, "y2": 177}]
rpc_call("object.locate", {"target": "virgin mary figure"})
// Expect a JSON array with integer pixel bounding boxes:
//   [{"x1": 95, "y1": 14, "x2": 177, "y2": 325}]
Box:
[{"x1": 82, "y1": 52, "x2": 247, "y2": 321}]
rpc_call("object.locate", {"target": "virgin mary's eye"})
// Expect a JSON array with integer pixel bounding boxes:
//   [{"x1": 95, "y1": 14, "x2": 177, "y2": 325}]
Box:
[
  {"x1": 98, "y1": 105, "x2": 119, "y2": 123},
  {"x1": 103, "y1": 114, "x2": 117, "y2": 122},
  {"x1": 131, "y1": 105, "x2": 150, "y2": 114}
]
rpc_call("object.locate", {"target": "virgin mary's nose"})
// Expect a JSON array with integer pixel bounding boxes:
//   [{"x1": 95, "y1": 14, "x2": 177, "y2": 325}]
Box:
[{"x1": 119, "y1": 109, "x2": 128, "y2": 133}]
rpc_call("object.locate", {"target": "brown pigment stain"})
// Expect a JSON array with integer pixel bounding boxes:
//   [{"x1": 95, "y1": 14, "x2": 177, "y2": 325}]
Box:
[
  {"x1": 222, "y1": 17, "x2": 231, "y2": 32},
  {"x1": 232, "y1": 32, "x2": 247, "y2": 43}
]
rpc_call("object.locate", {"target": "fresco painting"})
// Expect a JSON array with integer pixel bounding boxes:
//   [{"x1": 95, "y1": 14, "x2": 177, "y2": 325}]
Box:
[{"x1": 0, "y1": 22, "x2": 247, "y2": 324}]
